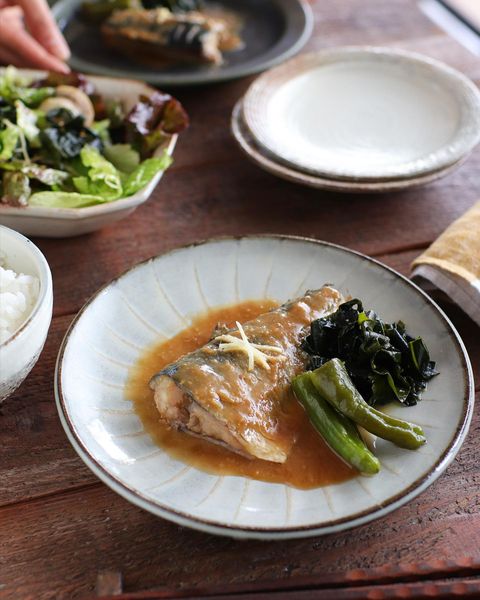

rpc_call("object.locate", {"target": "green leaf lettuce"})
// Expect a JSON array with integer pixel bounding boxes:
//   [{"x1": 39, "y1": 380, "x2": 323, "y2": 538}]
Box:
[
  {"x1": 73, "y1": 145, "x2": 122, "y2": 200},
  {"x1": 0, "y1": 66, "x2": 54, "y2": 106},
  {"x1": 123, "y1": 152, "x2": 172, "y2": 196},
  {"x1": 15, "y1": 100, "x2": 40, "y2": 146},
  {"x1": 103, "y1": 143, "x2": 140, "y2": 174},
  {"x1": 29, "y1": 191, "x2": 108, "y2": 208},
  {"x1": 0, "y1": 123, "x2": 19, "y2": 160},
  {"x1": 1, "y1": 171, "x2": 31, "y2": 206}
]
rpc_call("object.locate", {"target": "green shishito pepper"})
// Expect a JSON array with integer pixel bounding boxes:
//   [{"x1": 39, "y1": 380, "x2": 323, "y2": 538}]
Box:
[
  {"x1": 310, "y1": 359, "x2": 426, "y2": 450},
  {"x1": 292, "y1": 374, "x2": 380, "y2": 475}
]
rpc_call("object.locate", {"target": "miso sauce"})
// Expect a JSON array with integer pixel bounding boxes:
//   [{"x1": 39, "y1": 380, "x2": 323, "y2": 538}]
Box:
[{"x1": 125, "y1": 300, "x2": 355, "y2": 489}]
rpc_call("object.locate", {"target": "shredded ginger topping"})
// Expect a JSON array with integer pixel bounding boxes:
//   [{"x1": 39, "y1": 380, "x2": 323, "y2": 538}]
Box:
[{"x1": 214, "y1": 321, "x2": 285, "y2": 371}]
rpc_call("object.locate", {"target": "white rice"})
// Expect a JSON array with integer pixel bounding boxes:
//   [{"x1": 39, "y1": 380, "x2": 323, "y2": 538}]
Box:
[{"x1": 0, "y1": 266, "x2": 40, "y2": 344}]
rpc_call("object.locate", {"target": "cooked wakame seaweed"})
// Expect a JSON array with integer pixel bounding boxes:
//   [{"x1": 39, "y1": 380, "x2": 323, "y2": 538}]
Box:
[{"x1": 302, "y1": 299, "x2": 439, "y2": 407}]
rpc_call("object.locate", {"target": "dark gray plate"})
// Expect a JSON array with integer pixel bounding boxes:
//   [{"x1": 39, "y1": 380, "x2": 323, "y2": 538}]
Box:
[{"x1": 52, "y1": 0, "x2": 313, "y2": 86}]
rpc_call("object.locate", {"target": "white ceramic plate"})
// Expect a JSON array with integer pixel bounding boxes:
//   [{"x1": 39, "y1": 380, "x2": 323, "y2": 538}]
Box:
[
  {"x1": 55, "y1": 236, "x2": 474, "y2": 539},
  {"x1": 242, "y1": 48, "x2": 480, "y2": 181},
  {"x1": 0, "y1": 69, "x2": 177, "y2": 238},
  {"x1": 231, "y1": 100, "x2": 468, "y2": 193}
]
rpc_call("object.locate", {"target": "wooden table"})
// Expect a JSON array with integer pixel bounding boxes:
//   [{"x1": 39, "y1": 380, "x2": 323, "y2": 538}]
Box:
[{"x1": 1, "y1": 1, "x2": 480, "y2": 598}]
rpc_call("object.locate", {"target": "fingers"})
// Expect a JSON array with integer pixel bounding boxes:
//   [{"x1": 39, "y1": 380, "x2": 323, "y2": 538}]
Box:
[
  {"x1": 0, "y1": 47, "x2": 30, "y2": 69},
  {"x1": 16, "y1": 0, "x2": 70, "y2": 61},
  {"x1": 0, "y1": 6, "x2": 70, "y2": 72}
]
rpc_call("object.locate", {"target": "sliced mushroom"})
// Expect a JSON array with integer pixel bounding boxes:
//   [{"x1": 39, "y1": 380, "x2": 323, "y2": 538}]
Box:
[
  {"x1": 39, "y1": 96, "x2": 81, "y2": 117},
  {"x1": 56, "y1": 85, "x2": 95, "y2": 127}
]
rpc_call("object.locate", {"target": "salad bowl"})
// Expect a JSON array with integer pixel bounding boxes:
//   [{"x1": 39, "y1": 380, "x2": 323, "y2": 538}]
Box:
[{"x1": 0, "y1": 69, "x2": 180, "y2": 238}]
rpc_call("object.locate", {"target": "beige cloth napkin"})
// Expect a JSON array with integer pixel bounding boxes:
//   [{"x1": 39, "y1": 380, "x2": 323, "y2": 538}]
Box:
[{"x1": 411, "y1": 200, "x2": 480, "y2": 326}]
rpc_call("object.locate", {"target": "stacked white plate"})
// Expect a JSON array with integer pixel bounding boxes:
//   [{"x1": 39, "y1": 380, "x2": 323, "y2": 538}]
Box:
[{"x1": 232, "y1": 47, "x2": 480, "y2": 193}]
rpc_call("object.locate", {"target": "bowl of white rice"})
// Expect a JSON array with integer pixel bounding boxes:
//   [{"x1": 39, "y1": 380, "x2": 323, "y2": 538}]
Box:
[{"x1": 0, "y1": 225, "x2": 53, "y2": 402}]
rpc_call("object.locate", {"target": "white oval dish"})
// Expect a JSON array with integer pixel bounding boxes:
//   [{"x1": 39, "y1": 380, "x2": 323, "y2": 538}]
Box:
[
  {"x1": 55, "y1": 236, "x2": 473, "y2": 539},
  {"x1": 0, "y1": 69, "x2": 178, "y2": 238},
  {"x1": 231, "y1": 100, "x2": 467, "y2": 193},
  {"x1": 242, "y1": 48, "x2": 480, "y2": 181},
  {"x1": 0, "y1": 225, "x2": 53, "y2": 401}
]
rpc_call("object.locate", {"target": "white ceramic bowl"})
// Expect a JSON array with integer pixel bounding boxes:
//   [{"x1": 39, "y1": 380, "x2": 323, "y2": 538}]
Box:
[
  {"x1": 0, "y1": 225, "x2": 53, "y2": 401},
  {"x1": 0, "y1": 70, "x2": 178, "y2": 238}
]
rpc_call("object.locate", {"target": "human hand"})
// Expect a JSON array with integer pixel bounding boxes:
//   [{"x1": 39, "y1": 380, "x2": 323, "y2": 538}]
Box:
[{"x1": 0, "y1": 0, "x2": 70, "y2": 72}]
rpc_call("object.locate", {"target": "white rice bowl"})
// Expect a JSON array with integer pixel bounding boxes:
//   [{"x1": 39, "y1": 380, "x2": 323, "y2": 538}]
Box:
[
  {"x1": 0, "y1": 266, "x2": 40, "y2": 344},
  {"x1": 0, "y1": 225, "x2": 52, "y2": 402}
]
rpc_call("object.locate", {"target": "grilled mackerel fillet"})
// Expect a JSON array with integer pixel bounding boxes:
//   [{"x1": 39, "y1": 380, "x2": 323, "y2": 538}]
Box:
[
  {"x1": 149, "y1": 287, "x2": 343, "y2": 463},
  {"x1": 102, "y1": 8, "x2": 225, "y2": 65}
]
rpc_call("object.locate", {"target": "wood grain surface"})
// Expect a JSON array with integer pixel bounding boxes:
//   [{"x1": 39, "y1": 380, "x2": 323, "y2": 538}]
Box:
[{"x1": 1, "y1": 0, "x2": 480, "y2": 598}]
